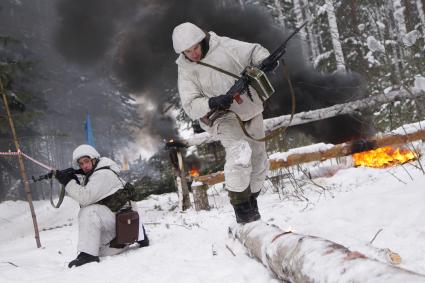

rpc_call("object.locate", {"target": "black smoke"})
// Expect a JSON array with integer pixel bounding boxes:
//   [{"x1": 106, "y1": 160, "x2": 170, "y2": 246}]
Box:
[
  {"x1": 54, "y1": 0, "x2": 142, "y2": 65},
  {"x1": 54, "y1": 0, "x2": 374, "y2": 144}
]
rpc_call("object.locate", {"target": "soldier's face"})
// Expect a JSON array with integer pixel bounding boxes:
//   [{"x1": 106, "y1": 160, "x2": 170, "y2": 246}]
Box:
[
  {"x1": 78, "y1": 156, "x2": 94, "y2": 173},
  {"x1": 183, "y1": 42, "x2": 202, "y2": 62}
]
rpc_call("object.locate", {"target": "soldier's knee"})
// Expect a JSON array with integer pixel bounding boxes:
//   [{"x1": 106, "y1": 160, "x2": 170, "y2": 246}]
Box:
[
  {"x1": 228, "y1": 140, "x2": 252, "y2": 167},
  {"x1": 78, "y1": 205, "x2": 101, "y2": 222}
]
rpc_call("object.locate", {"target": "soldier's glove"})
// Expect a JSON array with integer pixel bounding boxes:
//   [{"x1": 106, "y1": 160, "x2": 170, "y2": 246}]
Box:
[
  {"x1": 55, "y1": 169, "x2": 76, "y2": 186},
  {"x1": 208, "y1": 94, "x2": 233, "y2": 110}
]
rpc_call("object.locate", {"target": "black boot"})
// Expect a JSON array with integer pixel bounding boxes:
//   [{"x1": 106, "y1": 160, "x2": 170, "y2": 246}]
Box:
[
  {"x1": 137, "y1": 226, "x2": 149, "y2": 248},
  {"x1": 68, "y1": 252, "x2": 99, "y2": 268},
  {"x1": 250, "y1": 191, "x2": 260, "y2": 215},
  {"x1": 228, "y1": 187, "x2": 261, "y2": 224},
  {"x1": 232, "y1": 201, "x2": 261, "y2": 224}
]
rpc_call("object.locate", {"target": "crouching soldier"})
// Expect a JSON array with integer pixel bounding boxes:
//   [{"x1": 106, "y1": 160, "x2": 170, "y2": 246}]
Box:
[{"x1": 55, "y1": 144, "x2": 149, "y2": 268}]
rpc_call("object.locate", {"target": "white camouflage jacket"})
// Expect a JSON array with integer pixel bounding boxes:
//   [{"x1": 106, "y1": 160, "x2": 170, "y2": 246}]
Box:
[
  {"x1": 65, "y1": 157, "x2": 123, "y2": 207},
  {"x1": 176, "y1": 32, "x2": 270, "y2": 125}
]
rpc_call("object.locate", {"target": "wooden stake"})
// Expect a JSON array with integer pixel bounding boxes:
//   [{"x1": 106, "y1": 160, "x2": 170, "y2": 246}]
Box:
[
  {"x1": 0, "y1": 80, "x2": 41, "y2": 248},
  {"x1": 176, "y1": 150, "x2": 191, "y2": 211}
]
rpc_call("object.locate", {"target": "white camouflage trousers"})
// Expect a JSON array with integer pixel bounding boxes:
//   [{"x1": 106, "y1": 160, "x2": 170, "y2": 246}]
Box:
[
  {"x1": 77, "y1": 204, "x2": 146, "y2": 257},
  {"x1": 216, "y1": 113, "x2": 268, "y2": 193}
]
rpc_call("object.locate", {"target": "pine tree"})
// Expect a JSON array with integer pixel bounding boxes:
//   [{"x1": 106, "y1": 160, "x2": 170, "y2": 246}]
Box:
[{"x1": 0, "y1": 35, "x2": 42, "y2": 201}]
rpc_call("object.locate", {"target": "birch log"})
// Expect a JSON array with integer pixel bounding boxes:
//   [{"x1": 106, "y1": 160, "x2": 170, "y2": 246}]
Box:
[
  {"x1": 185, "y1": 89, "x2": 424, "y2": 146},
  {"x1": 194, "y1": 122, "x2": 425, "y2": 185},
  {"x1": 264, "y1": 88, "x2": 423, "y2": 134},
  {"x1": 192, "y1": 183, "x2": 210, "y2": 211},
  {"x1": 231, "y1": 221, "x2": 425, "y2": 283}
]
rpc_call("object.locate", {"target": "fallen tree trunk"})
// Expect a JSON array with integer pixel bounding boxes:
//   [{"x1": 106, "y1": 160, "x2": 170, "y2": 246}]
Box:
[
  {"x1": 269, "y1": 122, "x2": 425, "y2": 170},
  {"x1": 264, "y1": 88, "x2": 423, "y2": 133},
  {"x1": 231, "y1": 221, "x2": 425, "y2": 283},
  {"x1": 185, "y1": 89, "x2": 424, "y2": 146},
  {"x1": 193, "y1": 121, "x2": 425, "y2": 185}
]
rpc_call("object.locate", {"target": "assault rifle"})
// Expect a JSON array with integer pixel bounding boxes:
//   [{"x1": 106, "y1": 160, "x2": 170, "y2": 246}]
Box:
[
  {"x1": 31, "y1": 167, "x2": 83, "y2": 183},
  {"x1": 200, "y1": 21, "x2": 308, "y2": 127}
]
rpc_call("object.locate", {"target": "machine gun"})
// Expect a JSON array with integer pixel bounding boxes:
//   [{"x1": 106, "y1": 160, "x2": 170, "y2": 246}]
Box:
[{"x1": 200, "y1": 22, "x2": 308, "y2": 127}]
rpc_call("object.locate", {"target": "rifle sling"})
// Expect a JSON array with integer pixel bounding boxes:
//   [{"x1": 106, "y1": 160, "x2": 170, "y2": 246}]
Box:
[
  {"x1": 197, "y1": 61, "x2": 240, "y2": 79},
  {"x1": 50, "y1": 178, "x2": 65, "y2": 208}
]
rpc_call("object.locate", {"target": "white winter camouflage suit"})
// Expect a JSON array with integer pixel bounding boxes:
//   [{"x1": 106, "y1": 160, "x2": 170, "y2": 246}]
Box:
[
  {"x1": 176, "y1": 32, "x2": 269, "y2": 193},
  {"x1": 65, "y1": 151, "x2": 144, "y2": 257}
]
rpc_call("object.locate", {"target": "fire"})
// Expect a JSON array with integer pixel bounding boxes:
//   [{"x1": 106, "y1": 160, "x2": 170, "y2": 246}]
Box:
[
  {"x1": 353, "y1": 146, "x2": 418, "y2": 168},
  {"x1": 188, "y1": 167, "x2": 200, "y2": 177}
]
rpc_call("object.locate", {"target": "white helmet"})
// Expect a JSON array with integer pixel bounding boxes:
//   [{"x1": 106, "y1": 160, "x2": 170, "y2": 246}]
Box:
[
  {"x1": 172, "y1": 22, "x2": 206, "y2": 54},
  {"x1": 72, "y1": 144, "x2": 100, "y2": 167}
]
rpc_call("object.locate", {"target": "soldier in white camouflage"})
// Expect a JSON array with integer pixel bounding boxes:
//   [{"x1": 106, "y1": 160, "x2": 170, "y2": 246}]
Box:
[
  {"x1": 172, "y1": 23, "x2": 270, "y2": 224},
  {"x1": 55, "y1": 144, "x2": 149, "y2": 268}
]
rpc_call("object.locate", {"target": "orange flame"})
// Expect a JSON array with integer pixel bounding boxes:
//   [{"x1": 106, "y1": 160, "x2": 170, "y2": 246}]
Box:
[
  {"x1": 353, "y1": 146, "x2": 418, "y2": 168},
  {"x1": 188, "y1": 167, "x2": 200, "y2": 177}
]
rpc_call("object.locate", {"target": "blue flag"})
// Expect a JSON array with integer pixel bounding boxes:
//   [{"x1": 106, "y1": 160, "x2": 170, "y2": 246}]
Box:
[{"x1": 84, "y1": 113, "x2": 96, "y2": 147}]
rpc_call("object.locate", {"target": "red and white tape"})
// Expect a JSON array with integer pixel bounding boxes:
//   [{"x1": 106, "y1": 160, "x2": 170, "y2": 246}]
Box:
[
  {"x1": 0, "y1": 151, "x2": 21, "y2": 156},
  {"x1": 0, "y1": 150, "x2": 54, "y2": 171}
]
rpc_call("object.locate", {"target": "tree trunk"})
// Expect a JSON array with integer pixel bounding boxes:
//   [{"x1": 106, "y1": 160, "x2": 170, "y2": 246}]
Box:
[
  {"x1": 231, "y1": 221, "x2": 425, "y2": 283},
  {"x1": 392, "y1": 0, "x2": 409, "y2": 62},
  {"x1": 416, "y1": 0, "x2": 425, "y2": 38},
  {"x1": 185, "y1": 89, "x2": 423, "y2": 146},
  {"x1": 264, "y1": 89, "x2": 422, "y2": 133},
  {"x1": 386, "y1": 2, "x2": 402, "y2": 84},
  {"x1": 403, "y1": 0, "x2": 415, "y2": 31},
  {"x1": 269, "y1": 126, "x2": 425, "y2": 170},
  {"x1": 192, "y1": 183, "x2": 210, "y2": 211},
  {"x1": 273, "y1": 0, "x2": 285, "y2": 26},
  {"x1": 292, "y1": 0, "x2": 309, "y2": 58},
  {"x1": 348, "y1": 0, "x2": 368, "y2": 72},
  {"x1": 176, "y1": 151, "x2": 191, "y2": 211},
  {"x1": 302, "y1": 0, "x2": 319, "y2": 60},
  {"x1": 194, "y1": 123, "x2": 425, "y2": 185},
  {"x1": 325, "y1": 0, "x2": 346, "y2": 72}
]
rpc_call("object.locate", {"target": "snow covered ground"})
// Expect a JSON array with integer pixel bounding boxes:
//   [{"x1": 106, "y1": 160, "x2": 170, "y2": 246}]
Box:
[{"x1": 2, "y1": 145, "x2": 425, "y2": 282}]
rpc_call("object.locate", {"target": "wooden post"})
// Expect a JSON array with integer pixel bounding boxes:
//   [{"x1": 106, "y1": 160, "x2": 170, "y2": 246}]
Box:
[
  {"x1": 176, "y1": 150, "x2": 191, "y2": 211},
  {"x1": 0, "y1": 80, "x2": 41, "y2": 248},
  {"x1": 192, "y1": 182, "x2": 210, "y2": 211}
]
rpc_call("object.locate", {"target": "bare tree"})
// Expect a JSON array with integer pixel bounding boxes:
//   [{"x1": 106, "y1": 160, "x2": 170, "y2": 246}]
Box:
[
  {"x1": 416, "y1": 0, "x2": 425, "y2": 38},
  {"x1": 292, "y1": 0, "x2": 309, "y2": 58},
  {"x1": 325, "y1": 0, "x2": 346, "y2": 72},
  {"x1": 301, "y1": 0, "x2": 319, "y2": 60},
  {"x1": 273, "y1": 0, "x2": 285, "y2": 26}
]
